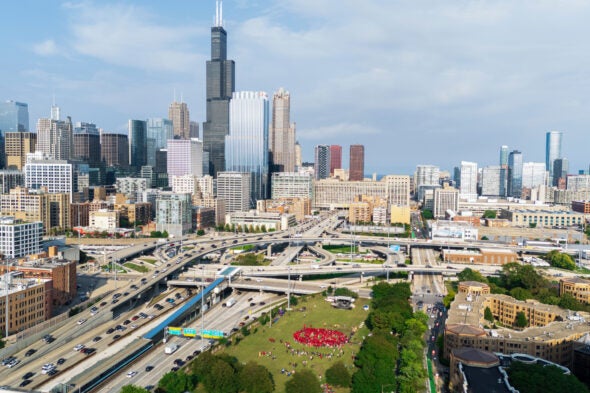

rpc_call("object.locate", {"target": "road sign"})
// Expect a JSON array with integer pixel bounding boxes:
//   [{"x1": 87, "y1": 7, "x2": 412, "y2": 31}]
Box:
[
  {"x1": 200, "y1": 329, "x2": 225, "y2": 339},
  {"x1": 389, "y1": 245, "x2": 400, "y2": 252},
  {"x1": 182, "y1": 328, "x2": 197, "y2": 337},
  {"x1": 167, "y1": 327, "x2": 181, "y2": 336}
]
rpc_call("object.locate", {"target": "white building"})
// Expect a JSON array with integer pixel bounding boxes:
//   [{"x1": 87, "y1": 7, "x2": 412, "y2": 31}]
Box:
[
  {"x1": 430, "y1": 220, "x2": 478, "y2": 241},
  {"x1": 24, "y1": 152, "x2": 73, "y2": 202},
  {"x1": 115, "y1": 177, "x2": 148, "y2": 203},
  {"x1": 36, "y1": 117, "x2": 73, "y2": 161},
  {"x1": 155, "y1": 192, "x2": 192, "y2": 237},
  {"x1": 567, "y1": 175, "x2": 590, "y2": 192},
  {"x1": 271, "y1": 172, "x2": 313, "y2": 199},
  {"x1": 167, "y1": 138, "x2": 204, "y2": 178},
  {"x1": 89, "y1": 209, "x2": 119, "y2": 230},
  {"x1": 0, "y1": 216, "x2": 42, "y2": 258},
  {"x1": 459, "y1": 161, "x2": 478, "y2": 200},
  {"x1": 481, "y1": 166, "x2": 507, "y2": 197},
  {"x1": 217, "y1": 172, "x2": 251, "y2": 214},
  {"x1": 225, "y1": 211, "x2": 296, "y2": 231},
  {"x1": 522, "y1": 162, "x2": 547, "y2": 189},
  {"x1": 415, "y1": 165, "x2": 440, "y2": 201},
  {"x1": 433, "y1": 188, "x2": 459, "y2": 219}
]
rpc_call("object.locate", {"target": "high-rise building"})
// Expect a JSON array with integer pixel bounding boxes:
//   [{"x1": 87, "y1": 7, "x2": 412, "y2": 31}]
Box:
[
  {"x1": 329, "y1": 145, "x2": 342, "y2": 175},
  {"x1": 0, "y1": 217, "x2": 42, "y2": 258},
  {"x1": 128, "y1": 120, "x2": 147, "y2": 171},
  {"x1": 522, "y1": 162, "x2": 547, "y2": 189},
  {"x1": 499, "y1": 145, "x2": 509, "y2": 167},
  {"x1": 168, "y1": 102, "x2": 190, "y2": 140},
  {"x1": 295, "y1": 142, "x2": 302, "y2": 170},
  {"x1": 167, "y1": 138, "x2": 204, "y2": 178},
  {"x1": 155, "y1": 192, "x2": 192, "y2": 237},
  {"x1": 508, "y1": 150, "x2": 523, "y2": 198},
  {"x1": 314, "y1": 145, "x2": 331, "y2": 180},
  {"x1": 146, "y1": 118, "x2": 173, "y2": 168},
  {"x1": 269, "y1": 88, "x2": 296, "y2": 173},
  {"x1": 0, "y1": 170, "x2": 24, "y2": 194},
  {"x1": 190, "y1": 121, "x2": 199, "y2": 139},
  {"x1": 415, "y1": 165, "x2": 441, "y2": 202},
  {"x1": 433, "y1": 187, "x2": 459, "y2": 218},
  {"x1": 4, "y1": 132, "x2": 36, "y2": 170},
  {"x1": 217, "y1": 171, "x2": 251, "y2": 213},
  {"x1": 459, "y1": 161, "x2": 478, "y2": 200},
  {"x1": 271, "y1": 172, "x2": 313, "y2": 199},
  {"x1": 100, "y1": 133, "x2": 129, "y2": 168},
  {"x1": 24, "y1": 152, "x2": 73, "y2": 202},
  {"x1": 226, "y1": 91, "x2": 269, "y2": 204},
  {"x1": 0, "y1": 100, "x2": 29, "y2": 133},
  {"x1": 481, "y1": 166, "x2": 507, "y2": 197},
  {"x1": 73, "y1": 122, "x2": 101, "y2": 166},
  {"x1": 546, "y1": 131, "x2": 562, "y2": 182},
  {"x1": 37, "y1": 117, "x2": 73, "y2": 161},
  {"x1": 202, "y1": 1, "x2": 235, "y2": 177},
  {"x1": 553, "y1": 158, "x2": 569, "y2": 187},
  {"x1": 349, "y1": 144, "x2": 365, "y2": 181}
]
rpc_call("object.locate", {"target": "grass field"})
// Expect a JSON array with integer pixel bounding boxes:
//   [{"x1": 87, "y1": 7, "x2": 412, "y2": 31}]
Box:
[
  {"x1": 222, "y1": 294, "x2": 371, "y2": 392},
  {"x1": 141, "y1": 258, "x2": 157, "y2": 265},
  {"x1": 124, "y1": 262, "x2": 149, "y2": 273}
]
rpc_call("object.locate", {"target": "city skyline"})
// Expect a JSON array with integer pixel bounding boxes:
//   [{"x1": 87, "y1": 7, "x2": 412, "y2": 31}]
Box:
[{"x1": 2, "y1": 1, "x2": 590, "y2": 174}]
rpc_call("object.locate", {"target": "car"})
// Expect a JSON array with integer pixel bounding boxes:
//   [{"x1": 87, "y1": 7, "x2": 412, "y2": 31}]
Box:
[
  {"x1": 22, "y1": 371, "x2": 35, "y2": 380},
  {"x1": 145, "y1": 385, "x2": 155, "y2": 391},
  {"x1": 123, "y1": 319, "x2": 131, "y2": 325},
  {"x1": 130, "y1": 324, "x2": 137, "y2": 329},
  {"x1": 7, "y1": 359, "x2": 20, "y2": 368},
  {"x1": 84, "y1": 348, "x2": 96, "y2": 355},
  {"x1": 57, "y1": 358, "x2": 66, "y2": 365},
  {"x1": 46, "y1": 368, "x2": 58, "y2": 376},
  {"x1": 19, "y1": 380, "x2": 32, "y2": 387},
  {"x1": 130, "y1": 284, "x2": 138, "y2": 290},
  {"x1": 139, "y1": 313, "x2": 148, "y2": 318},
  {"x1": 193, "y1": 350, "x2": 201, "y2": 356},
  {"x1": 171, "y1": 366, "x2": 179, "y2": 372},
  {"x1": 127, "y1": 371, "x2": 138, "y2": 378},
  {"x1": 259, "y1": 301, "x2": 266, "y2": 306},
  {"x1": 113, "y1": 335, "x2": 121, "y2": 340},
  {"x1": 73, "y1": 344, "x2": 85, "y2": 351},
  {"x1": 106, "y1": 328, "x2": 115, "y2": 334},
  {"x1": 131, "y1": 316, "x2": 139, "y2": 321},
  {"x1": 145, "y1": 365, "x2": 154, "y2": 372},
  {"x1": 250, "y1": 302, "x2": 256, "y2": 307},
  {"x1": 77, "y1": 319, "x2": 87, "y2": 325},
  {"x1": 115, "y1": 325, "x2": 126, "y2": 331},
  {"x1": 100, "y1": 301, "x2": 107, "y2": 307},
  {"x1": 111, "y1": 299, "x2": 119, "y2": 304},
  {"x1": 25, "y1": 349, "x2": 36, "y2": 357},
  {"x1": 2, "y1": 357, "x2": 15, "y2": 366},
  {"x1": 92, "y1": 336, "x2": 102, "y2": 342},
  {"x1": 186, "y1": 355, "x2": 194, "y2": 361}
]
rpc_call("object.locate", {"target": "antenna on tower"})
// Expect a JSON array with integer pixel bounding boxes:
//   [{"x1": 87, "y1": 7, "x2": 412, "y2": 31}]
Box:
[
  {"x1": 180, "y1": 92, "x2": 184, "y2": 103},
  {"x1": 220, "y1": 0, "x2": 223, "y2": 27},
  {"x1": 214, "y1": 0, "x2": 223, "y2": 27}
]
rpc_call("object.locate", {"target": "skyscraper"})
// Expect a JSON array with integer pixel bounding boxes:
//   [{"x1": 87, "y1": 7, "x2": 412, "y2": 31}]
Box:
[
  {"x1": 147, "y1": 118, "x2": 173, "y2": 167},
  {"x1": 168, "y1": 102, "x2": 190, "y2": 140},
  {"x1": 295, "y1": 142, "x2": 302, "y2": 170},
  {"x1": 167, "y1": 138, "x2": 203, "y2": 178},
  {"x1": 217, "y1": 171, "x2": 251, "y2": 213},
  {"x1": 415, "y1": 165, "x2": 441, "y2": 201},
  {"x1": 481, "y1": 166, "x2": 507, "y2": 197},
  {"x1": 225, "y1": 91, "x2": 269, "y2": 204},
  {"x1": 190, "y1": 121, "x2": 199, "y2": 139},
  {"x1": 553, "y1": 158, "x2": 569, "y2": 187},
  {"x1": 546, "y1": 131, "x2": 562, "y2": 181},
  {"x1": 459, "y1": 161, "x2": 478, "y2": 200},
  {"x1": 202, "y1": 0, "x2": 235, "y2": 177},
  {"x1": 522, "y1": 162, "x2": 547, "y2": 189},
  {"x1": 314, "y1": 145, "x2": 331, "y2": 180},
  {"x1": 100, "y1": 133, "x2": 129, "y2": 168},
  {"x1": 330, "y1": 145, "x2": 342, "y2": 175},
  {"x1": 0, "y1": 101, "x2": 29, "y2": 133},
  {"x1": 499, "y1": 145, "x2": 509, "y2": 167},
  {"x1": 73, "y1": 122, "x2": 101, "y2": 166},
  {"x1": 508, "y1": 150, "x2": 523, "y2": 198},
  {"x1": 128, "y1": 120, "x2": 147, "y2": 171},
  {"x1": 37, "y1": 117, "x2": 73, "y2": 161},
  {"x1": 4, "y1": 132, "x2": 36, "y2": 170},
  {"x1": 269, "y1": 88, "x2": 296, "y2": 173},
  {"x1": 349, "y1": 144, "x2": 365, "y2": 181}
]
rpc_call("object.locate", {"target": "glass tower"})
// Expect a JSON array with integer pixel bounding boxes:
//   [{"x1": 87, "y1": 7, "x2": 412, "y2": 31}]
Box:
[
  {"x1": 203, "y1": 1, "x2": 235, "y2": 177},
  {"x1": 0, "y1": 101, "x2": 29, "y2": 134},
  {"x1": 146, "y1": 118, "x2": 173, "y2": 167},
  {"x1": 128, "y1": 120, "x2": 147, "y2": 172},
  {"x1": 499, "y1": 145, "x2": 509, "y2": 167},
  {"x1": 508, "y1": 150, "x2": 523, "y2": 198},
  {"x1": 545, "y1": 131, "x2": 562, "y2": 181},
  {"x1": 225, "y1": 91, "x2": 269, "y2": 206}
]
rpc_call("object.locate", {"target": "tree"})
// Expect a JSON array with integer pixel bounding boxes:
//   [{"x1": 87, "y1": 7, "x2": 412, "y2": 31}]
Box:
[
  {"x1": 545, "y1": 250, "x2": 576, "y2": 270},
  {"x1": 510, "y1": 287, "x2": 533, "y2": 301},
  {"x1": 121, "y1": 386, "x2": 149, "y2": 393},
  {"x1": 197, "y1": 229, "x2": 205, "y2": 236},
  {"x1": 157, "y1": 370, "x2": 195, "y2": 393},
  {"x1": 482, "y1": 210, "x2": 497, "y2": 219},
  {"x1": 285, "y1": 369, "x2": 322, "y2": 393},
  {"x1": 457, "y1": 268, "x2": 488, "y2": 284},
  {"x1": 508, "y1": 361, "x2": 589, "y2": 393},
  {"x1": 203, "y1": 359, "x2": 239, "y2": 393},
  {"x1": 325, "y1": 361, "x2": 351, "y2": 387},
  {"x1": 238, "y1": 362, "x2": 274, "y2": 393},
  {"x1": 515, "y1": 311, "x2": 528, "y2": 328},
  {"x1": 484, "y1": 306, "x2": 494, "y2": 322},
  {"x1": 422, "y1": 210, "x2": 434, "y2": 220},
  {"x1": 443, "y1": 289, "x2": 455, "y2": 309},
  {"x1": 559, "y1": 293, "x2": 583, "y2": 311}
]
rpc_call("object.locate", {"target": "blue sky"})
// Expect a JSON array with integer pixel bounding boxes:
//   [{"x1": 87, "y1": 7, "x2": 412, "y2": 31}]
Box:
[{"x1": 2, "y1": 0, "x2": 590, "y2": 175}]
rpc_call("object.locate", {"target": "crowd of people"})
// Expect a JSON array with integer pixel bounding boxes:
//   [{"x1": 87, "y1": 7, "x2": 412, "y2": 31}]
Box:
[{"x1": 293, "y1": 326, "x2": 349, "y2": 347}]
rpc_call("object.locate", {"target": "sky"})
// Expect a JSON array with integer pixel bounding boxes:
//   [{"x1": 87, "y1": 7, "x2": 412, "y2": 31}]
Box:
[{"x1": 1, "y1": 0, "x2": 590, "y2": 175}]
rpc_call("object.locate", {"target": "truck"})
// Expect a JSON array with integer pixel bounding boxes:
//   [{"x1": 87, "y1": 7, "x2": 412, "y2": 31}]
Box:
[
  {"x1": 224, "y1": 298, "x2": 236, "y2": 308},
  {"x1": 164, "y1": 343, "x2": 178, "y2": 355}
]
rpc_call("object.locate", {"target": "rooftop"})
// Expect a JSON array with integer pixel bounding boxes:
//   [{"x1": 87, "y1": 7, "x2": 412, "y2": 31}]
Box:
[
  {"x1": 462, "y1": 363, "x2": 511, "y2": 393},
  {"x1": 560, "y1": 276, "x2": 590, "y2": 285}
]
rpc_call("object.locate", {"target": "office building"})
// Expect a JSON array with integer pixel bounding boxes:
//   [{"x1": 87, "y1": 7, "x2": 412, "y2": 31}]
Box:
[
  {"x1": 168, "y1": 101, "x2": 190, "y2": 140},
  {"x1": 202, "y1": 1, "x2": 235, "y2": 177},
  {"x1": 383, "y1": 175, "x2": 411, "y2": 207},
  {"x1": 89, "y1": 209, "x2": 119, "y2": 230},
  {"x1": 4, "y1": 131, "x2": 36, "y2": 170},
  {"x1": 546, "y1": 131, "x2": 562, "y2": 182},
  {"x1": 567, "y1": 175, "x2": 590, "y2": 191},
  {"x1": 257, "y1": 198, "x2": 311, "y2": 222},
  {"x1": 36, "y1": 116, "x2": 73, "y2": 161},
  {"x1": 226, "y1": 91, "x2": 269, "y2": 204},
  {"x1": 0, "y1": 100, "x2": 29, "y2": 133},
  {"x1": 329, "y1": 145, "x2": 342, "y2": 175},
  {"x1": 190, "y1": 121, "x2": 199, "y2": 139},
  {"x1": 271, "y1": 172, "x2": 313, "y2": 199},
  {"x1": 115, "y1": 177, "x2": 149, "y2": 203},
  {"x1": 0, "y1": 216, "x2": 42, "y2": 258},
  {"x1": 553, "y1": 158, "x2": 569, "y2": 187},
  {"x1": 295, "y1": 142, "x2": 302, "y2": 169},
  {"x1": 522, "y1": 162, "x2": 547, "y2": 189},
  {"x1": 155, "y1": 192, "x2": 192, "y2": 237},
  {"x1": 73, "y1": 123, "x2": 101, "y2": 166},
  {"x1": 217, "y1": 172, "x2": 251, "y2": 214},
  {"x1": 349, "y1": 144, "x2": 365, "y2": 181},
  {"x1": 459, "y1": 161, "x2": 478, "y2": 200},
  {"x1": 433, "y1": 187, "x2": 459, "y2": 218},
  {"x1": 269, "y1": 88, "x2": 296, "y2": 173},
  {"x1": 481, "y1": 166, "x2": 506, "y2": 197},
  {"x1": 499, "y1": 145, "x2": 509, "y2": 167},
  {"x1": 415, "y1": 165, "x2": 441, "y2": 201},
  {"x1": 100, "y1": 133, "x2": 129, "y2": 168},
  {"x1": 225, "y1": 211, "x2": 296, "y2": 231},
  {"x1": 167, "y1": 138, "x2": 204, "y2": 178},
  {"x1": 128, "y1": 120, "x2": 147, "y2": 171},
  {"x1": 314, "y1": 145, "x2": 331, "y2": 180},
  {"x1": 502, "y1": 209, "x2": 585, "y2": 228},
  {"x1": 508, "y1": 150, "x2": 523, "y2": 198},
  {"x1": 24, "y1": 152, "x2": 73, "y2": 201},
  {"x1": 146, "y1": 118, "x2": 173, "y2": 167},
  {"x1": 560, "y1": 277, "x2": 590, "y2": 304},
  {"x1": 0, "y1": 274, "x2": 51, "y2": 335},
  {"x1": 0, "y1": 170, "x2": 24, "y2": 194}
]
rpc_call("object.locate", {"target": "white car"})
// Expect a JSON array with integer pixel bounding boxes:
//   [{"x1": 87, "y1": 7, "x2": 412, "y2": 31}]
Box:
[
  {"x1": 74, "y1": 344, "x2": 85, "y2": 351},
  {"x1": 77, "y1": 319, "x2": 87, "y2": 325},
  {"x1": 127, "y1": 371, "x2": 138, "y2": 378}
]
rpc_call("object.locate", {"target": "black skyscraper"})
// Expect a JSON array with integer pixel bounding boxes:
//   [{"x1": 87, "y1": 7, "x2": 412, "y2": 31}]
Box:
[{"x1": 203, "y1": 0, "x2": 235, "y2": 177}]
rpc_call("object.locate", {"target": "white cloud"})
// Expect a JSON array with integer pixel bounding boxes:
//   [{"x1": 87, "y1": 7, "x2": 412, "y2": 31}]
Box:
[{"x1": 33, "y1": 39, "x2": 58, "y2": 56}]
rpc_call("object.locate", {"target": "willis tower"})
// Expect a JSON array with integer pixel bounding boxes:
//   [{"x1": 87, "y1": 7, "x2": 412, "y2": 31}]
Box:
[{"x1": 203, "y1": 0, "x2": 235, "y2": 177}]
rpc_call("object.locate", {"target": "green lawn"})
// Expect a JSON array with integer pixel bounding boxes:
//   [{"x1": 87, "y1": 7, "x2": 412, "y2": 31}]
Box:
[
  {"x1": 231, "y1": 244, "x2": 254, "y2": 251},
  {"x1": 323, "y1": 245, "x2": 360, "y2": 254},
  {"x1": 141, "y1": 258, "x2": 157, "y2": 265},
  {"x1": 124, "y1": 262, "x2": 149, "y2": 273},
  {"x1": 222, "y1": 294, "x2": 371, "y2": 392}
]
